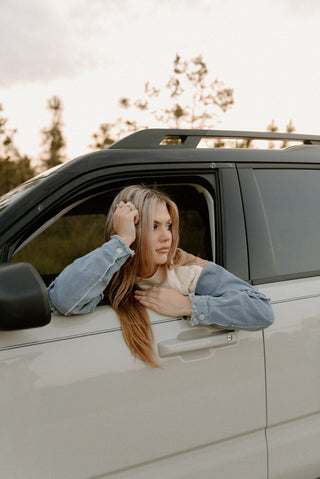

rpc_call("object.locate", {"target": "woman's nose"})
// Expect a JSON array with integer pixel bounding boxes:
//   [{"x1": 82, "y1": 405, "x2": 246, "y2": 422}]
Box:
[{"x1": 159, "y1": 226, "x2": 171, "y2": 241}]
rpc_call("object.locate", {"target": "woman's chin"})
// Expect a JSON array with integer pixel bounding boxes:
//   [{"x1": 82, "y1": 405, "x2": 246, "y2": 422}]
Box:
[{"x1": 155, "y1": 253, "x2": 168, "y2": 264}]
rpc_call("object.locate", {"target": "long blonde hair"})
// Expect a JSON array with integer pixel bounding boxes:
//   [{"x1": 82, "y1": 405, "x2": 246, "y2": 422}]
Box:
[{"x1": 104, "y1": 185, "x2": 179, "y2": 367}]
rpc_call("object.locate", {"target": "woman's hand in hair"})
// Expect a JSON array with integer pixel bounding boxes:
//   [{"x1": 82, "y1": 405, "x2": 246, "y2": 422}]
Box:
[
  {"x1": 113, "y1": 201, "x2": 139, "y2": 246},
  {"x1": 135, "y1": 287, "x2": 192, "y2": 317}
]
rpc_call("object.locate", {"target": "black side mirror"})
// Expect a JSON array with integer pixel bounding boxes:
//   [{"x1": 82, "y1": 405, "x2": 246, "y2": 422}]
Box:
[{"x1": 0, "y1": 262, "x2": 51, "y2": 330}]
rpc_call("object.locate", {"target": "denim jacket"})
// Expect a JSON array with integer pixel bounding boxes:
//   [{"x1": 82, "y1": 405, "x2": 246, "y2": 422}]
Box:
[{"x1": 48, "y1": 235, "x2": 274, "y2": 331}]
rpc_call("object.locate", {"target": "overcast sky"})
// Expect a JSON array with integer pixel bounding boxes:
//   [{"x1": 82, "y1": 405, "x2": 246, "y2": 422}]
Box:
[{"x1": 1, "y1": 0, "x2": 320, "y2": 161}]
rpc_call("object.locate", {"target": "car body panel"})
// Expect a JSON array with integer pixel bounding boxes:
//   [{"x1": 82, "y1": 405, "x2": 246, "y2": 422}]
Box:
[
  {"x1": 259, "y1": 278, "x2": 320, "y2": 478},
  {"x1": 0, "y1": 308, "x2": 267, "y2": 478}
]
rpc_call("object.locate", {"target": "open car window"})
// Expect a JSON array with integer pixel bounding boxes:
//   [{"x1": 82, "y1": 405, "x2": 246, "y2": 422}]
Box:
[{"x1": 12, "y1": 183, "x2": 214, "y2": 286}]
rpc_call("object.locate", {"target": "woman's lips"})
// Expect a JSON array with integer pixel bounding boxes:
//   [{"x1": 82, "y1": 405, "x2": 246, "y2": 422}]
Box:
[{"x1": 156, "y1": 248, "x2": 170, "y2": 254}]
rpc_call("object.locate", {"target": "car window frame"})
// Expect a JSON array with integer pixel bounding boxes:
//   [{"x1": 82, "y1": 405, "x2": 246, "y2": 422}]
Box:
[{"x1": 10, "y1": 172, "x2": 218, "y2": 280}]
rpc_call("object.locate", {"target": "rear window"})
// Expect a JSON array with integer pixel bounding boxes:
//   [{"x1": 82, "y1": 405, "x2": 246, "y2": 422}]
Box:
[{"x1": 254, "y1": 169, "x2": 320, "y2": 276}]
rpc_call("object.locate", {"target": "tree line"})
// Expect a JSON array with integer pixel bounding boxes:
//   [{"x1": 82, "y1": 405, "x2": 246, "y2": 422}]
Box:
[
  {"x1": 0, "y1": 53, "x2": 295, "y2": 196},
  {"x1": 0, "y1": 95, "x2": 67, "y2": 195}
]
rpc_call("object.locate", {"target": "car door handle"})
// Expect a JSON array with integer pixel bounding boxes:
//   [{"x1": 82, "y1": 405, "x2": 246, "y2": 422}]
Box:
[{"x1": 158, "y1": 331, "x2": 238, "y2": 357}]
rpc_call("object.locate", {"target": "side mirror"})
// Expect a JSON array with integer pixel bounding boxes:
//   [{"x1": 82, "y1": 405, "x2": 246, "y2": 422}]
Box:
[{"x1": 0, "y1": 262, "x2": 51, "y2": 330}]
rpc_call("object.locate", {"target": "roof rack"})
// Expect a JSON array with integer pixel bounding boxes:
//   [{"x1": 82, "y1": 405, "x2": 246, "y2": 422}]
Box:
[{"x1": 109, "y1": 128, "x2": 320, "y2": 149}]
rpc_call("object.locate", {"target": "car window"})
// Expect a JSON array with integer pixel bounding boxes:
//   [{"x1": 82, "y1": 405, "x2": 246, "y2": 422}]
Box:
[
  {"x1": 12, "y1": 184, "x2": 213, "y2": 285},
  {"x1": 12, "y1": 213, "x2": 105, "y2": 283},
  {"x1": 254, "y1": 168, "x2": 320, "y2": 276}
]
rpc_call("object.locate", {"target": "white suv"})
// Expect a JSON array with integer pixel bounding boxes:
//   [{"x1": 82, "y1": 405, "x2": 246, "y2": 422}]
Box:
[{"x1": 1, "y1": 129, "x2": 320, "y2": 479}]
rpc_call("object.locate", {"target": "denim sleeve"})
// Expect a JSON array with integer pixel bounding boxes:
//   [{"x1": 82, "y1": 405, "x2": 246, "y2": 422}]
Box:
[
  {"x1": 187, "y1": 263, "x2": 274, "y2": 331},
  {"x1": 48, "y1": 235, "x2": 134, "y2": 315}
]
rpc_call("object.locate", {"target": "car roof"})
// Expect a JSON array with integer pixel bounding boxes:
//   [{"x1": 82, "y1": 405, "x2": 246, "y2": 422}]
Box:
[{"x1": 1, "y1": 128, "x2": 320, "y2": 220}]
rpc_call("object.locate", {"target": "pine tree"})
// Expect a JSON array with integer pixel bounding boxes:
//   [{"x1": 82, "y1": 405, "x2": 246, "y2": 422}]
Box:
[
  {"x1": 40, "y1": 96, "x2": 66, "y2": 170},
  {"x1": 0, "y1": 104, "x2": 35, "y2": 195}
]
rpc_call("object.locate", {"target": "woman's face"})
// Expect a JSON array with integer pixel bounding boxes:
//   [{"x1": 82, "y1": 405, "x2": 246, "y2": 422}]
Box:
[{"x1": 149, "y1": 201, "x2": 173, "y2": 273}]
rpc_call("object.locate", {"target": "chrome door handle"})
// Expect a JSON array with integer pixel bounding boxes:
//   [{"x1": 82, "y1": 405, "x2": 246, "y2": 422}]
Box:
[{"x1": 158, "y1": 331, "x2": 238, "y2": 358}]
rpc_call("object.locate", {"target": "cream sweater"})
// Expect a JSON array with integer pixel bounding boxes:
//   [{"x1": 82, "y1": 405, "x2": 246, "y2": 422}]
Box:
[{"x1": 137, "y1": 264, "x2": 203, "y2": 295}]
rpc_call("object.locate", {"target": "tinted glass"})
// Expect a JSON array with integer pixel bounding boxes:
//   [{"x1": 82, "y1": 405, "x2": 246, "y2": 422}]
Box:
[{"x1": 254, "y1": 169, "x2": 320, "y2": 276}]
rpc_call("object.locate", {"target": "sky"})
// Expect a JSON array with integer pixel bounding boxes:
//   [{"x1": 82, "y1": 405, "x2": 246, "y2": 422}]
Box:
[{"x1": 1, "y1": 0, "x2": 320, "y2": 163}]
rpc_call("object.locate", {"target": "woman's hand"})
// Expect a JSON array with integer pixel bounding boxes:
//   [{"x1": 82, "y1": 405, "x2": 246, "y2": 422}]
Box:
[
  {"x1": 135, "y1": 287, "x2": 192, "y2": 317},
  {"x1": 113, "y1": 201, "x2": 139, "y2": 246}
]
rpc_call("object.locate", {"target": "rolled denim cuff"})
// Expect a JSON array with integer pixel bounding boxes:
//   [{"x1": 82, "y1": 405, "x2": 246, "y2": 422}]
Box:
[
  {"x1": 186, "y1": 293, "x2": 201, "y2": 326},
  {"x1": 111, "y1": 235, "x2": 135, "y2": 257}
]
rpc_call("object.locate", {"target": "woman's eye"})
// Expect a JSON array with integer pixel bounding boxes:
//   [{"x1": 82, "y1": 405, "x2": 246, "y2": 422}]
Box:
[{"x1": 153, "y1": 223, "x2": 172, "y2": 231}]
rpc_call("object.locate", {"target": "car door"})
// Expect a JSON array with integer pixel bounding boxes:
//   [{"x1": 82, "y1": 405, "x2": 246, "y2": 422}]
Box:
[
  {"x1": 0, "y1": 167, "x2": 268, "y2": 479},
  {"x1": 238, "y1": 165, "x2": 320, "y2": 479}
]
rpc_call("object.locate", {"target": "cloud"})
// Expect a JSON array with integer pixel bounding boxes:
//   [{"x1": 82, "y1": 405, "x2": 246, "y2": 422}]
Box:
[
  {"x1": 1, "y1": 0, "x2": 320, "y2": 91},
  {"x1": 0, "y1": 0, "x2": 95, "y2": 87}
]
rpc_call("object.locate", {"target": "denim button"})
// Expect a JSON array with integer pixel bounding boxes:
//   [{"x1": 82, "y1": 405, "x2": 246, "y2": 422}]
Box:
[
  {"x1": 116, "y1": 248, "x2": 123, "y2": 254},
  {"x1": 199, "y1": 313, "x2": 205, "y2": 321}
]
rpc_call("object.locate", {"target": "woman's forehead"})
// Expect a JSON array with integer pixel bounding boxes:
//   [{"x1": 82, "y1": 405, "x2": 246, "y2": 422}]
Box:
[{"x1": 154, "y1": 201, "x2": 171, "y2": 221}]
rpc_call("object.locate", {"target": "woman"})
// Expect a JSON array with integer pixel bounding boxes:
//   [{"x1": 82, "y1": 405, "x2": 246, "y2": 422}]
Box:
[{"x1": 48, "y1": 185, "x2": 274, "y2": 367}]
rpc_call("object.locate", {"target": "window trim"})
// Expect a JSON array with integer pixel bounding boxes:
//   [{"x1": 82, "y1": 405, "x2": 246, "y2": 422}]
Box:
[{"x1": 220, "y1": 168, "x2": 249, "y2": 281}]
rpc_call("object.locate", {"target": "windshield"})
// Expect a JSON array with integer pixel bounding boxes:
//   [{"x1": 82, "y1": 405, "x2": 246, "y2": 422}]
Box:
[{"x1": 0, "y1": 165, "x2": 62, "y2": 212}]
